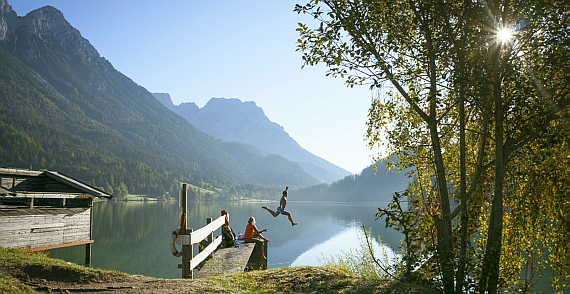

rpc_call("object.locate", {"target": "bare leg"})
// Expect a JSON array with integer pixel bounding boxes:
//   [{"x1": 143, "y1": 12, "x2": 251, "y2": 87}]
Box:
[
  {"x1": 253, "y1": 231, "x2": 270, "y2": 242},
  {"x1": 262, "y1": 206, "x2": 279, "y2": 217},
  {"x1": 245, "y1": 238, "x2": 267, "y2": 259},
  {"x1": 259, "y1": 242, "x2": 267, "y2": 259},
  {"x1": 284, "y1": 212, "x2": 298, "y2": 226}
]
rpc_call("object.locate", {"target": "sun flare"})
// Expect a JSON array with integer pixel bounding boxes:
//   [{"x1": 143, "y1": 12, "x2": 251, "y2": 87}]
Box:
[{"x1": 497, "y1": 28, "x2": 513, "y2": 43}]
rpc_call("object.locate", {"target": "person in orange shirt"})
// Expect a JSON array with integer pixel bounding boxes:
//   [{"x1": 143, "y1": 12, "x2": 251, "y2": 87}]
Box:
[{"x1": 244, "y1": 216, "x2": 269, "y2": 259}]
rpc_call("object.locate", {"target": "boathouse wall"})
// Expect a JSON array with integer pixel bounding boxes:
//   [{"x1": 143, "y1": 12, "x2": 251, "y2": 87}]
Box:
[{"x1": 0, "y1": 168, "x2": 111, "y2": 256}]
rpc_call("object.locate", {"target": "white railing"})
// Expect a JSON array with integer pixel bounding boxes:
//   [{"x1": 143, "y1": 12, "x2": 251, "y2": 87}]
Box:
[{"x1": 178, "y1": 215, "x2": 226, "y2": 278}]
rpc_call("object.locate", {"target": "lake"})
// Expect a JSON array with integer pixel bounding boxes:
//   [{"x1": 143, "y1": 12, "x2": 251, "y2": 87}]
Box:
[
  {"x1": 46, "y1": 200, "x2": 556, "y2": 292},
  {"x1": 47, "y1": 200, "x2": 402, "y2": 278}
]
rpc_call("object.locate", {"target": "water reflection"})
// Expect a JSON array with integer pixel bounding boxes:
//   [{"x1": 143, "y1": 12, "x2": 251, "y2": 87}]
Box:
[
  {"x1": 291, "y1": 224, "x2": 397, "y2": 267},
  {"x1": 48, "y1": 201, "x2": 400, "y2": 278}
]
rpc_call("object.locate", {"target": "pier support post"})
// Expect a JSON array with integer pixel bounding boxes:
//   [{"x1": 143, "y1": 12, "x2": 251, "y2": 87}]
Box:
[
  {"x1": 264, "y1": 240, "x2": 268, "y2": 264},
  {"x1": 85, "y1": 198, "x2": 93, "y2": 267},
  {"x1": 181, "y1": 184, "x2": 193, "y2": 278},
  {"x1": 206, "y1": 217, "x2": 213, "y2": 245}
]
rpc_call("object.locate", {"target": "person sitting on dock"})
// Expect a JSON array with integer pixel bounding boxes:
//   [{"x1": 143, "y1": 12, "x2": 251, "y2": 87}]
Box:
[
  {"x1": 262, "y1": 186, "x2": 298, "y2": 226},
  {"x1": 243, "y1": 216, "x2": 269, "y2": 259},
  {"x1": 221, "y1": 210, "x2": 236, "y2": 248}
]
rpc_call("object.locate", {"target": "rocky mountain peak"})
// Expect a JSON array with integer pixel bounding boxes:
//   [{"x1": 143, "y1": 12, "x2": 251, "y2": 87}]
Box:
[
  {"x1": 155, "y1": 96, "x2": 352, "y2": 183},
  {"x1": 153, "y1": 93, "x2": 175, "y2": 111},
  {"x1": 201, "y1": 98, "x2": 272, "y2": 125},
  {"x1": 0, "y1": 0, "x2": 12, "y2": 13},
  {"x1": 195, "y1": 98, "x2": 284, "y2": 144},
  {"x1": 23, "y1": 6, "x2": 70, "y2": 38},
  {"x1": 0, "y1": 1, "x2": 100, "y2": 62},
  {"x1": 22, "y1": 6, "x2": 99, "y2": 61},
  {"x1": 0, "y1": 0, "x2": 16, "y2": 42}
]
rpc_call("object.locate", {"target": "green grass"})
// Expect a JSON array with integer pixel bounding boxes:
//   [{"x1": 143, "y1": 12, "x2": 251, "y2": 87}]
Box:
[
  {"x1": 0, "y1": 275, "x2": 35, "y2": 294},
  {"x1": 0, "y1": 247, "x2": 440, "y2": 293},
  {"x1": 206, "y1": 266, "x2": 440, "y2": 293},
  {"x1": 0, "y1": 247, "x2": 126, "y2": 291}
]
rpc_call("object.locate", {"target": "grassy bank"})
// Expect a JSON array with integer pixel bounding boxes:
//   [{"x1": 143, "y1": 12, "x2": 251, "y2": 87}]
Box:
[{"x1": 0, "y1": 247, "x2": 440, "y2": 293}]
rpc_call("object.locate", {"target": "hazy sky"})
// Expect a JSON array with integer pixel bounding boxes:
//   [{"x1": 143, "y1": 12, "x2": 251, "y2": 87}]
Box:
[{"x1": 9, "y1": 1, "x2": 379, "y2": 174}]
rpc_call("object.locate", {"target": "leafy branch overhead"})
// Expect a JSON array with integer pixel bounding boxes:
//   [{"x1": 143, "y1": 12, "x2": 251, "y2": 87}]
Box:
[{"x1": 296, "y1": 0, "x2": 569, "y2": 293}]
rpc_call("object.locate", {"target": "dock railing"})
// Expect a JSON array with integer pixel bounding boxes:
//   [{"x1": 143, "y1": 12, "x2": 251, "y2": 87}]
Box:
[
  {"x1": 177, "y1": 183, "x2": 266, "y2": 278},
  {"x1": 177, "y1": 183, "x2": 229, "y2": 278},
  {"x1": 183, "y1": 215, "x2": 225, "y2": 277}
]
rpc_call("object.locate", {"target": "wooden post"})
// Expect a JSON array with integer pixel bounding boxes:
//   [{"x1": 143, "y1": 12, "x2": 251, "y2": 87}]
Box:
[
  {"x1": 264, "y1": 240, "x2": 268, "y2": 264},
  {"x1": 85, "y1": 243, "x2": 92, "y2": 267},
  {"x1": 85, "y1": 199, "x2": 93, "y2": 267},
  {"x1": 186, "y1": 229, "x2": 193, "y2": 278},
  {"x1": 199, "y1": 217, "x2": 213, "y2": 254},
  {"x1": 206, "y1": 217, "x2": 213, "y2": 246},
  {"x1": 181, "y1": 184, "x2": 193, "y2": 278}
]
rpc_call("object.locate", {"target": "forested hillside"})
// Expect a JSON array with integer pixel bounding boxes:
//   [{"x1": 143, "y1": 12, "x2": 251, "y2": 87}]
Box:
[
  {"x1": 0, "y1": 4, "x2": 319, "y2": 198},
  {"x1": 294, "y1": 161, "x2": 410, "y2": 203}
]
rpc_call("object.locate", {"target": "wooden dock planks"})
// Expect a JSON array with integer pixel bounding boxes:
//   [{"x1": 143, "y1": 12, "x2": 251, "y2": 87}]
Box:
[{"x1": 195, "y1": 241, "x2": 256, "y2": 279}]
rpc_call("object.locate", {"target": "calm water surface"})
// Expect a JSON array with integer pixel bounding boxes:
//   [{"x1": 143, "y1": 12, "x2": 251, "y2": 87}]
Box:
[
  {"x1": 47, "y1": 200, "x2": 556, "y2": 292},
  {"x1": 48, "y1": 200, "x2": 400, "y2": 278}
]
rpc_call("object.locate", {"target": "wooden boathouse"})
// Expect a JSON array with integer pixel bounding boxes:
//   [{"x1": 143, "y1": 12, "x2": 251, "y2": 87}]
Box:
[{"x1": 0, "y1": 168, "x2": 112, "y2": 265}]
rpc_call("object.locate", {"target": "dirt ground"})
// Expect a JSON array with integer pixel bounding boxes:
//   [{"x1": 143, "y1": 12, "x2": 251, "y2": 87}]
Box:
[{"x1": 3, "y1": 263, "x2": 217, "y2": 293}]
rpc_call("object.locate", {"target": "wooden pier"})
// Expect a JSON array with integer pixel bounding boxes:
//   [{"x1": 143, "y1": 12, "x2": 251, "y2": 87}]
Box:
[
  {"x1": 194, "y1": 241, "x2": 255, "y2": 278},
  {"x1": 176, "y1": 184, "x2": 267, "y2": 278}
]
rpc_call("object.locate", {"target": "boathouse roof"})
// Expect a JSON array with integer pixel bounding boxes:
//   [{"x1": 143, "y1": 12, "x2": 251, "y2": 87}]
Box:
[{"x1": 0, "y1": 167, "x2": 113, "y2": 199}]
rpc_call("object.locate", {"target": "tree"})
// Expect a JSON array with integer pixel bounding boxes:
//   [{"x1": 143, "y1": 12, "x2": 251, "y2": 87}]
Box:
[{"x1": 295, "y1": 0, "x2": 569, "y2": 293}]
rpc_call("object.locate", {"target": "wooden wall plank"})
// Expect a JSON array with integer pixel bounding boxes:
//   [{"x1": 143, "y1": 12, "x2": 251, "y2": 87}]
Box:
[{"x1": 0, "y1": 208, "x2": 92, "y2": 249}]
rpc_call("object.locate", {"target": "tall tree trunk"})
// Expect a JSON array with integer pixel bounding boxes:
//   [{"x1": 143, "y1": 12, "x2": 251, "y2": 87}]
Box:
[
  {"x1": 426, "y1": 21, "x2": 455, "y2": 292},
  {"x1": 432, "y1": 147, "x2": 455, "y2": 294},
  {"x1": 479, "y1": 22, "x2": 505, "y2": 294},
  {"x1": 456, "y1": 71, "x2": 468, "y2": 294},
  {"x1": 454, "y1": 3, "x2": 471, "y2": 290}
]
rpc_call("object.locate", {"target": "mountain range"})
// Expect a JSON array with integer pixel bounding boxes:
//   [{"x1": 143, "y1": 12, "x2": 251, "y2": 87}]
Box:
[
  {"x1": 0, "y1": 0, "x2": 409, "y2": 202},
  {"x1": 154, "y1": 94, "x2": 352, "y2": 184}
]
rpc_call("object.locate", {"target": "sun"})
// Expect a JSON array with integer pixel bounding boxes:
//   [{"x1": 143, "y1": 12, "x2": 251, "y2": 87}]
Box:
[{"x1": 497, "y1": 28, "x2": 513, "y2": 43}]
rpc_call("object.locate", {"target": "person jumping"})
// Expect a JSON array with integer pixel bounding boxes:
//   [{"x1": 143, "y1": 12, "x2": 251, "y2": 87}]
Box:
[{"x1": 262, "y1": 186, "x2": 298, "y2": 226}]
